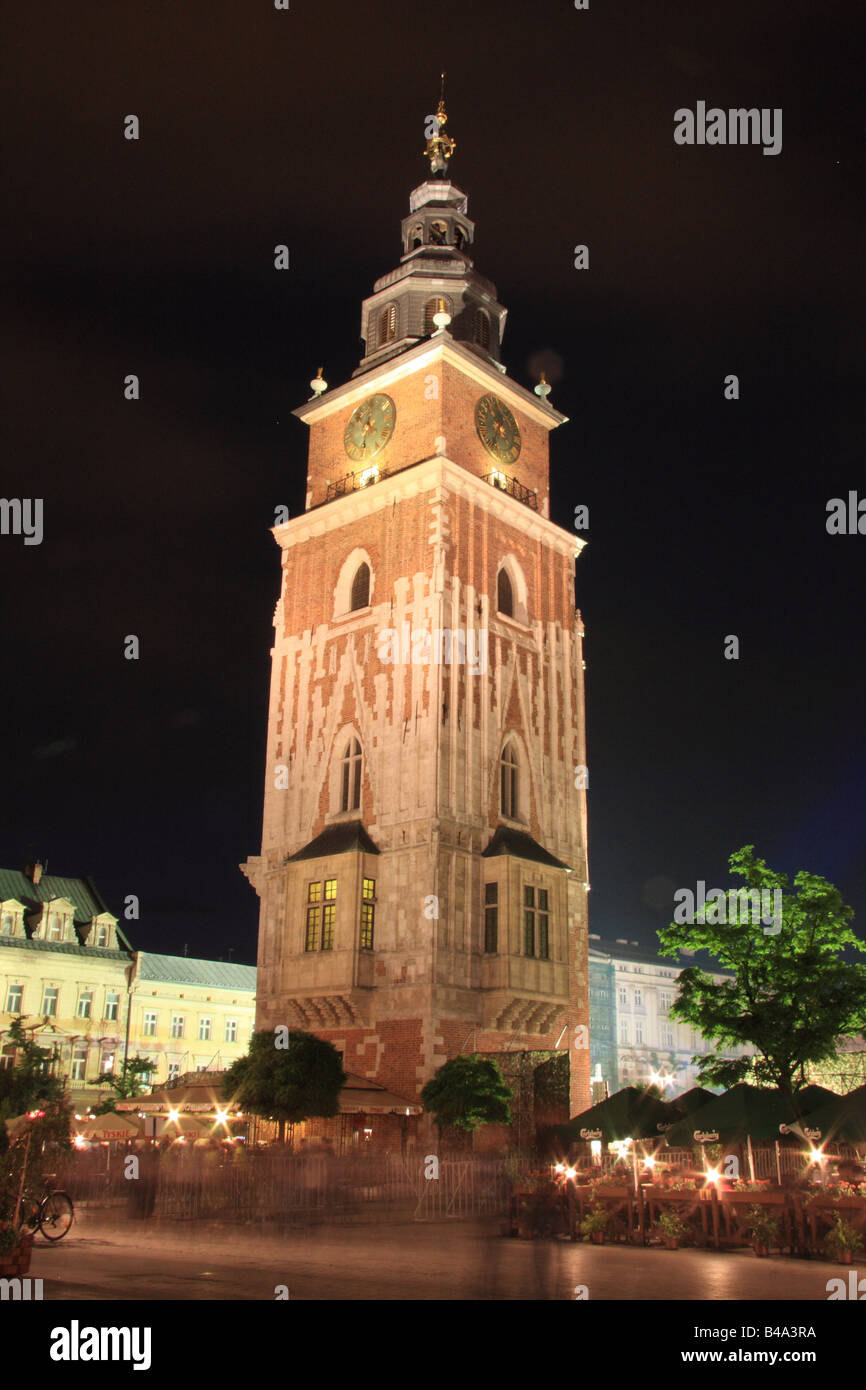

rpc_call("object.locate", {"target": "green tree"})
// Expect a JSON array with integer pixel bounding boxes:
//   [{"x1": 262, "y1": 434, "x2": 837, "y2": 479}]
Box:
[
  {"x1": 0, "y1": 1018, "x2": 66, "y2": 1132},
  {"x1": 658, "y1": 845, "x2": 866, "y2": 1097},
  {"x1": 421, "y1": 1055, "x2": 512, "y2": 1137},
  {"x1": 94, "y1": 1056, "x2": 155, "y2": 1114},
  {"x1": 222, "y1": 1029, "x2": 345, "y2": 1143}
]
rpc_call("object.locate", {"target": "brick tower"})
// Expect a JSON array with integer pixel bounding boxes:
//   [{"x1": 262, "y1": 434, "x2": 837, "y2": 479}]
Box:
[{"x1": 242, "y1": 94, "x2": 591, "y2": 1138}]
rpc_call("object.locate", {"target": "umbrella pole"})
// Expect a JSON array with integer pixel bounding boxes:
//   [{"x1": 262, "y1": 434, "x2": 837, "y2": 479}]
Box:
[
  {"x1": 774, "y1": 1140, "x2": 782, "y2": 1186},
  {"x1": 747, "y1": 1135, "x2": 756, "y2": 1183}
]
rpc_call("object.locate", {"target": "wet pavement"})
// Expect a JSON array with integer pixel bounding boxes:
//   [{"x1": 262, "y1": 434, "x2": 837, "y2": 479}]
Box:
[{"x1": 27, "y1": 1208, "x2": 853, "y2": 1301}]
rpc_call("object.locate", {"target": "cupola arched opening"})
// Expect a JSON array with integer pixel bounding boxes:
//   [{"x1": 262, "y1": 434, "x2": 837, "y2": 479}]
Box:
[
  {"x1": 350, "y1": 562, "x2": 370, "y2": 611},
  {"x1": 424, "y1": 296, "x2": 452, "y2": 335},
  {"x1": 379, "y1": 303, "x2": 397, "y2": 346},
  {"x1": 473, "y1": 308, "x2": 491, "y2": 349}
]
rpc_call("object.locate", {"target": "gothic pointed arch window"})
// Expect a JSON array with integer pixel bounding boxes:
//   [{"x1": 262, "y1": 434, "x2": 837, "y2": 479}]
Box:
[
  {"x1": 379, "y1": 303, "x2": 397, "y2": 346},
  {"x1": 340, "y1": 737, "x2": 362, "y2": 813},
  {"x1": 473, "y1": 308, "x2": 491, "y2": 349},
  {"x1": 500, "y1": 742, "x2": 519, "y2": 819},
  {"x1": 497, "y1": 567, "x2": 513, "y2": 618},
  {"x1": 350, "y1": 562, "x2": 370, "y2": 611},
  {"x1": 424, "y1": 296, "x2": 451, "y2": 335}
]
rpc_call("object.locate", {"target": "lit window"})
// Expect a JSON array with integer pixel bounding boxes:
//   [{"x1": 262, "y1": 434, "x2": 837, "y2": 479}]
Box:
[
  {"x1": 6, "y1": 983, "x2": 23, "y2": 1013},
  {"x1": 635, "y1": 1021, "x2": 644, "y2": 1044},
  {"x1": 225, "y1": 1019, "x2": 238, "y2": 1043},
  {"x1": 43, "y1": 986, "x2": 58, "y2": 1017},
  {"x1": 323, "y1": 880, "x2": 337, "y2": 951},
  {"x1": 77, "y1": 990, "x2": 93, "y2": 1020},
  {"x1": 71, "y1": 1044, "x2": 88, "y2": 1082},
  {"x1": 199, "y1": 1018, "x2": 212, "y2": 1041},
  {"x1": 500, "y1": 743, "x2": 519, "y2": 818},
  {"x1": 143, "y1": 1011, "x2": 157, "y2": 1037},
  {"x1": 168, "y1": 1062, "x2": 180, "y2": 1080},
  {"x1": 360, "y1": 878, "x2": 375, "y2": 951},
  {"x1": 358, "y1": 466, "x2": 379, "y2": 488},
  {"x1": 102, "y1": 1051, "x2": 115, "y2": 1075},
  {"x1": 305, "y1": 881, "x2": 322, "y2": 951},
  {"x1": 171, "y1": 1015, "x2": 185, "y2": 1039},
  {"x1": 47, "y1": 913, "x2": 62, "y2": 941},
  {"x1": 350, "y1": 563, "x2": 370, "y2": 611},
  {"x1": 341, "y1": 738, "x2": 362, "y2": 812},
  {"x1": 497, "y1": 568, "x2": 513, "y2": 617},
  {"x1": 484, "y1": 883, "x2": 498, "y2": 954},
  {"x1": 95, "y1": 924, "x2": 108, "y2": 947},
  {"x1": 105, "y1": 992, "x2": 119, "y2": 1021}
]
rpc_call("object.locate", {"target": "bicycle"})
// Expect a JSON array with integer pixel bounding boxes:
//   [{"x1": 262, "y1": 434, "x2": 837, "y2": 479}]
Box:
[{"x1": 20, "y1": 1176, "x2": 75, "y2": 1242}]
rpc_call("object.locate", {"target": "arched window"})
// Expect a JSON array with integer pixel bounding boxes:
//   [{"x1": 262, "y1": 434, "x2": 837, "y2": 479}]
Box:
[
  {"x1": 341, "y1": 738, "x2": 362, "y2": 813},
  {"x1": 497, "y1": 568, "x2": 513, "y2": 618},
  {"x1": 350, "y1": 562, "x2": 370, "y2": 611},
  {"x1": 430, "y1": 220, "x2": 447, "y2": 245},
  {"x1": 500, "y1": 743, "x2": 519, "y2": 819},
  {"x1": 424, "y1": 296, "x2": 450, "y2": 334},
  {"x1": 454, "y1": 224, "x2": 467, "y2": 250},
  {"x1": 473, "y1": 308, "x2": 490, "y2": 349},
  {"x1": 410, "y1": 224, "x2": 423, "y2": 249},
  {"x1": 379, "y1": 303, "x2": 397, "y2": 345}
]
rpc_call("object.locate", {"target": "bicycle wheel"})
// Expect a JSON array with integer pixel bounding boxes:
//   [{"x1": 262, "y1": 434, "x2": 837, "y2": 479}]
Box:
[{"x1": 39, "y1": 1190, "x2": 75, "y2": 1241}]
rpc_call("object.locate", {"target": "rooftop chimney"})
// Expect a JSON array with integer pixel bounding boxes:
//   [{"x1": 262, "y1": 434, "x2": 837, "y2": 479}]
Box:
[{"x1": 25, "y1": 861, "x2": 44, "y2": 885}]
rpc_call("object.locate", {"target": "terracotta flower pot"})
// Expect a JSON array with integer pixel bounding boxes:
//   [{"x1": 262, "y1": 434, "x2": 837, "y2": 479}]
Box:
[
  {"x1": 0, "y1": 1234, "x2": 33, "y2": 1277},
  {"x1": 835, "y1": 1250, "x2": 853, "y2": 1265},
  {"x1": 753, "y1": 1244, "x2": 769, "y2": 1258},
  {"x1": 664, "y1": 1237, "x2": 680, "y2": 1250},
  {"x1": 590, "y1": 1230, "x2": 605, "y2": 1245}
]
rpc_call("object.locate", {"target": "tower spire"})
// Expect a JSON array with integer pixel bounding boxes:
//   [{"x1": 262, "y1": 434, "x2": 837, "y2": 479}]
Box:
[{"x1": 424, "y1": 72, "x2": 456, "y2": 176}]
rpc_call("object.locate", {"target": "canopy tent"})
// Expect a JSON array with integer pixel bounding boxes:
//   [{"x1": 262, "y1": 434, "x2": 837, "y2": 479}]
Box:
[
  {"x1": 560, "y1": 1086, "x2": 676, "y2": 1144},
  {"x1": 667, "y1": 1086, "x2": 718, "y2": 1118},
  {"x1": 794, "y1": 1084, "x2": 866, "y2": 1146},
  {"x1": 78, "y1": 1112, "x2": 145, "y2": 1140},
  {"x1": 662, "y1": 1083, "x2": 835, "y2": 1147}
]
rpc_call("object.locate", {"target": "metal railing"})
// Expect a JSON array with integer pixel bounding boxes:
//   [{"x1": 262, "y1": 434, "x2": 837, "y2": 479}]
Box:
[{"x1": 484, "y1": 471, "x2": 538, "y2": 510}]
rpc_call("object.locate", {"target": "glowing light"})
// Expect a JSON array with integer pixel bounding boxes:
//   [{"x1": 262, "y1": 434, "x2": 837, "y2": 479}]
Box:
[
  {"x1": 359, "y1": 466, "x2": 379, "y2": 488},
  {"x1": 705, "y1": 1167, "x2": 720, "y2": 1184},
  {"x1": 214, "y1": 1108, "x2": 229, "y2": 1127},
  {"x1": 565, "y1": 1167, "x2": 577, "y2": 1181},
  {"x1": 645, "y1": 1156, "x2": 656, "y2": 1169},
  {"x1": 168, "y1": 1108, "x2": 180, "y2": 1124},
  {"x1": 74, "y1": 1134, "x2": 88, "y2": 1149},
  {"x1": 554, "y1": 1163, "x2": 566, "y2": 1174},
  {"x1": 809, "y1": 1148, "x2": 825, "y2": 1164}
]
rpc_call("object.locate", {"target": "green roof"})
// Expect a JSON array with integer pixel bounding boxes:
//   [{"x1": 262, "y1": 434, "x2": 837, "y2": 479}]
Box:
[
  {"x1": 481, "y1": 826, "x2": 570, "y2": 870},
  {"x1": 286, "y1": 821, "x2": 380, "y2": 863},
  {"x1": 0, "y1": 867, "x2": 133, "y2": 950},
  {"x1": 136, "y1": 952, "x2": 256, "y2": 991}
]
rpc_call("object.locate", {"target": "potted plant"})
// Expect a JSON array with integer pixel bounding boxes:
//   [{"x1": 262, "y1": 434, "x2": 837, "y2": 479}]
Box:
[
  {"x1": 823, "y1": 1214, "x2": 864, "y2": 1266},
  {"x1": 654, "y1": 1208, "x2": 688, "y2": 1250},
  {"x1": 579, "y1": 1202, "x2": 610, "y2": 1245},
  {"x1": 744, "y1": 1204, "x2": 781, "y2": 1257}
]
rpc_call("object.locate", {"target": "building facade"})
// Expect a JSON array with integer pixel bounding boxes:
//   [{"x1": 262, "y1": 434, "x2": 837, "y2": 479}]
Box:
[
  {"x1": 242, "y1": 102, "x2": 592, "y2": 1129},
  {"x1": 588, "y1": 935, "x2": 751, "y2": 1092},
  {"x1": 0, "y1": 862, "x2": 256, "y2": 1108}
]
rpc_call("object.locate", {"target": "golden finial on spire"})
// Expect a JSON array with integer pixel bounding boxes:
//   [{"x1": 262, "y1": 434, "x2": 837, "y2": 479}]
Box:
[{"x1": 424, "y1": 71, "x2": 456, "y2": 176}]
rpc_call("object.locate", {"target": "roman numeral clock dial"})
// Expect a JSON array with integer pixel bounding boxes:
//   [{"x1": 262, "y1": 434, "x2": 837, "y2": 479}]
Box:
[
  {"x1": 475, "y1": 393, "x2": 521, "y2": 467},
  {"x1": 344, "y1": 393, "x2": 396, "y2": 463}
]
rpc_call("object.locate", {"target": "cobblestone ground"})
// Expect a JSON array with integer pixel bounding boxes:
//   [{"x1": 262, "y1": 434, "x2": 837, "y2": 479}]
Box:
[{"x1": 27, "y1": 1208, "x2": 850, "y2": 1301}]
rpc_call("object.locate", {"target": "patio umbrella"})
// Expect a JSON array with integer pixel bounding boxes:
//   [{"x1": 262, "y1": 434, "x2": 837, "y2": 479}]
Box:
[
  {"x1": 560, "y1": 1086, "x2": 676, "y2": 1144},
  {"x1": 663, "y1": 1084, "x2": 802, "y2": 1148},
  {"x1": 668, "y1": 1087, "x2": 718, "y2": 1117},
  {"x1": 79, "y1": 1112, "x2": 144, "y2": 1140},
  {"x1": 795, "y1": 1084, "x2": 866, "y2": 1146}
]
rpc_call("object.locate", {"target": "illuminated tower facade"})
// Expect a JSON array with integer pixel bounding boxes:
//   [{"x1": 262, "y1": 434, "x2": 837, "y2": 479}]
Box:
[{"x1": 242, "y1": 97, "x2": 591, "y2": 1134}]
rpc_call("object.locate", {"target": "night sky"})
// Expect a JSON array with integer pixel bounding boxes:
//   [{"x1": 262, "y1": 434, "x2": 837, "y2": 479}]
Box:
[{"x1": 2, "y1": 1, "x2": 863, "y2": 965}]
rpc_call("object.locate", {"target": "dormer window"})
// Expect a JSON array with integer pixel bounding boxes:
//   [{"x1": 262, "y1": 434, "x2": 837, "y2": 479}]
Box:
[
  {"x1": 1, "y1": 912, "x2": 15, "y2": 936},
  {"x1": 95, "y1": 924, "x2": 108, "y2": 948},
  {"x1": 424, "y1": 296, "x2": 451, "y2": 334},
  {"x1": 379, "y1": 303, "x2": 397, "y2": 346},
  {"x1": 47, "y1": 913, "x2": 62, "y2": 942},
  {"x1": 473, "y1": 308, "x2": 491, "y2": 349},
  {"x1": 350, "y1": 562, "x2": 370, "y2": 611}
]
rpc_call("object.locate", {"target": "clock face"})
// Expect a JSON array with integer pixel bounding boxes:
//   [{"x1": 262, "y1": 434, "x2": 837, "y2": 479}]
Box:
[
  {"x1": 475, "y1": 394, "x2": 521, "y2": 466},
  {"x1": 344, "y1": 394, "x2": 396, "y2": 463}
]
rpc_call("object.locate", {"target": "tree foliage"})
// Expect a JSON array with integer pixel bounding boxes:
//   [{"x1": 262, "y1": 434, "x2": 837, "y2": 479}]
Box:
[
  {"x1": 221, "y1": 1029, "x2": 345, "y2": 1140},
  {"x1": 94, "y1": 1056, "x2": 155, "y2": 1114},
  {"x1": 421, "y1": 1054, "x2": 512, "y2": 1133},
  {"x1": 658, "y1": 845, "x2": 866, "y2": 1095},
  {"x1": 0, "y1": 1017, "x2": 67, "y2": 1133}
]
